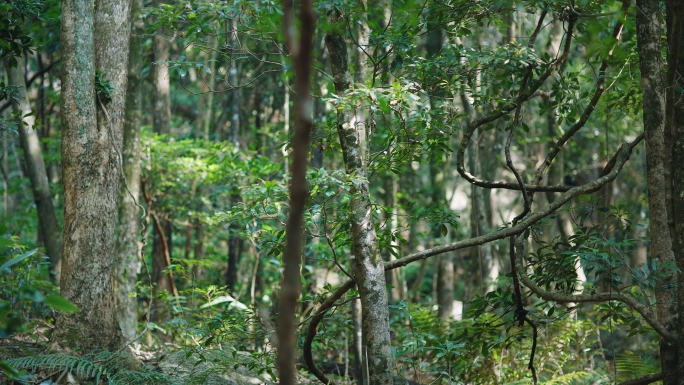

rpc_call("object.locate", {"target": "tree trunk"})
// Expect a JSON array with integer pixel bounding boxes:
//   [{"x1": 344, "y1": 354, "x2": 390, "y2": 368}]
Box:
[
  {"x1": 226, "y1": 229, "x2": 239, "y2": 292},
  {"x1": 6, "y1": 57, "x2": 63, "y2": 284},
  {"x1": 55, "y1": 0, "x2": 132, "y2": 350},
  {"x1": 150, "y1": 0, "x2": 174, "y2": 317},
  {"x1": 115, "y1": 0, "x2": 144, "y2": 342},
  {"x1": 325, "y1": 13, "x2": 394, "y2": 385},
  {"x1": 636, "y1": 0, "x2": 678, "y2": 382},
  {"x1": 229, "y1": 18, "x2": 240, "y2": 147},
  {"x1": 276, "y1": 0, "x2": 314, "y2": 382},
  {"x1": 151, "y1": 218, "x2": 174, "y2": 320},
  {"x1": 152, "y1": 0, "x2": 170, "y2": 136},
  {"x1": 666, "y1": 0, "x2": 684, "y2": 381}
]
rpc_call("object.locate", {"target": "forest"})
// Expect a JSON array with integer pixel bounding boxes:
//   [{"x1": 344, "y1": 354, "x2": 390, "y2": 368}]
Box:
[{"x1": 1, "y1": 0, "x2": 683, "y2": 384}]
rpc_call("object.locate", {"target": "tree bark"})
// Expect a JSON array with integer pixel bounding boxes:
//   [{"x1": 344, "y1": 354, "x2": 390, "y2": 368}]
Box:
[
  {"x1": 636, "y1": 1, "x2": 678, "y2": 382},
  {"x1": 150, "y1": 0, "x2": 174, "y2": 316},
  {"x1": 425, "y1": 24, "x2": 456, "y2": 318},
  {"x1": 115, "y1": 0, "x2": 144, "y2": 342},
  {"x1": 276, "y1": 0, "x2": 314, "y2": 383},
  {"x1": 325, "y1": 13, "x2": 394, "y2": 385},
  {"x1": 6, "y1": 57, "x2": 63, "y2": 284},
  {"x1": 666, "y1": 0, "x2": 684, "y2": 381},
  {"x1": 55, "y1": 0, "x2": 131, "y2": 350},
  {"x1": 152, "y1": 0, "x2": 170, "y2": 136},
  {"x1": 226, "y1": 230, "x2": 239, "y2": 292}
]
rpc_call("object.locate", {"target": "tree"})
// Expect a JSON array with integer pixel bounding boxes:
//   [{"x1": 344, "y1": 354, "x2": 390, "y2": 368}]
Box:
[
  {"x1": 6, "y1": 57, "x2": 62, "y2": 284},
  {"x1": 115, "y1": 0, "x2": 144, "y2": 342},
  {"x1": 325, "y1": 10, "x2": 394, "y2": 385},
  {"x1": 276, "y1": 0, "x2": 314, "y2": 383},
  {"x1": 54, "y1": 0, "x2": 132, "y2": 349}
]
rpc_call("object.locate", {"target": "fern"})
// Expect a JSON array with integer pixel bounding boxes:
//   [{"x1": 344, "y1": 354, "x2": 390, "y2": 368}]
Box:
[
  {"x1": 615, "y1": 351, "x2": 656, "y2": 382},
  {"x1": 543, "y1": 371, "x2": 593, "y2": 384},
  {"x1": 6, "y1": 351, "x2": 168, "y2": 384}
]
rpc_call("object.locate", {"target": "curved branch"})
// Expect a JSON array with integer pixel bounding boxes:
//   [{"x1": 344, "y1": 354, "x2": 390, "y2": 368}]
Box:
[
  {"x1": 386, "y1": 134, "x2": 643, "y2": 271},
  {"x1": 459, "y1": 6, "x2": 627, "y2": 194},
  {"x1": 504, "y1": 10, "x2": 546, "y2": 222},
  {"x1": 513, "y1": 234, "x2": 674, "y2": 341},
  {"x1": 530, "y1": 0, "x2": 630, "y2": 191},
  {"x1": 303, "y1": 136, "x2": 645, "y2": 384},
  {"x1": 455, "y1": 16, "x2": 577, "y2": 192},
  {"x1": 303, "y1": 279, "x2": 355, "y2": 385},
  {"x1": 506, "y1": 64, "x2": 533, "y2": 223}
]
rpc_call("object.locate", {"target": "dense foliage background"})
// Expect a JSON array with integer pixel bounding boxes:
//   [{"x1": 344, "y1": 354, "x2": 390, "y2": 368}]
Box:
[{"x1": 0, "y1": 0, "x2": 681, "y2": 384}]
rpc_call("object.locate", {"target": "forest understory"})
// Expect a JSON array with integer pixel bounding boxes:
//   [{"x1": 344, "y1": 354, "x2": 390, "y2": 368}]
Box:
[{"x1": 1, "y1": 0, "x2": 684, "y2": 384}]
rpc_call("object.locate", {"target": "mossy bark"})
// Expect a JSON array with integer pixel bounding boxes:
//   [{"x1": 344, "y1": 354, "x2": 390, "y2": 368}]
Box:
[
  {"x1": 115, "y1": 0, "x2": 144, "y2": 342},
  {"x1": 325, "y1": 14, "x2": 394, "y2": 385},
  {"x1": 55, "y1": 0, "x2": 132, "y2": 350}
]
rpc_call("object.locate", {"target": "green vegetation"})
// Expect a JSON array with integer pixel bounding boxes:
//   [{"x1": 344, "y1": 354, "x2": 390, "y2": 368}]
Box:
[{"x1": 1, "y1": 0, "x2": 682, "y2": 384}]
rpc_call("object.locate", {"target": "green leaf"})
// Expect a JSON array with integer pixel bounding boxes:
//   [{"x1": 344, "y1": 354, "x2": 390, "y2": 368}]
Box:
[
  {"x1": 521, "y1": 122, "x2": 530, "y2": 133},
  {"x1": 0, "y1": 249, "x2": 37, "y2": 272},
  {"x1": 44, "y1": 295, "x2": 80, "y2": 313},
  {"x1": 390, "y1": 55, "x2": 403, "y2": 72},
  {"x1": 0, "y1": 237, "x2": 14, "y2": 248}
]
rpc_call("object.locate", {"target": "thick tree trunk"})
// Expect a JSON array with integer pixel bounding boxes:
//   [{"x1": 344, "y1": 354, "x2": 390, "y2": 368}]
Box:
[
  {"x1": 6, "y1": 58, "x2": 62, "y2": 284},
  {"x1": 55, "y1": 0, "x2": 131, "y2": 350},
  {"x1": 115, "y1": 0, "x2": 144, "y2": 342},
  {"x1": 636, "y1": 0, "x2": 678, "y2": 382},
  {"x1": 326, "y1": 14, "x2": 394, "y2": 385}
]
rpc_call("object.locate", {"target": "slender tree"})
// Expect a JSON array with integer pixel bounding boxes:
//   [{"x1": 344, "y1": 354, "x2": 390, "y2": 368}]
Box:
[
  {"x1": 115, "y1": 0, "x2": 144, "y2": 342},
  {"x1": 150, "y1": 0, "x2": 174, "y2": 319},
  {"x1": 276, "y1": 0, "x2": 314, "y2": 383},
  {"x1": 6, "y1": 57, "x2": 62, "y2": 284},
  {"x1": 325, "y1": 11, "x2": 394, "y2": 385}
]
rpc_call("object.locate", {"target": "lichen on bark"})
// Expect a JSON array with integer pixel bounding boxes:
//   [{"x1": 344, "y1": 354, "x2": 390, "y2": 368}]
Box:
[{"x1": 325, "y1": 11, "x2": 394, "y2": 385}]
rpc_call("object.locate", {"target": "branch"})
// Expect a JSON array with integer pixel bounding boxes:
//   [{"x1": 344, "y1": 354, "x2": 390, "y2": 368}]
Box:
[
  {"x1": 513, "y1": 233, "x2": 674, "y2": 341},
  {"x1": 617, "y1": 373, "x2": 664, "y2": 385},
  {"x1": 455, "y1": 15, "x2": 577, "y2": 192},
  {"x1": 524, "y1": 316, "x2": 538, "y2": 385},
  {"x1": 303, "y1": 279, "x2": 356, "y2": 385},
  {"x1": 0, "y1": 59, "x2": 59, "y2": 114},
  {"x1": 386, "y1": 134, "x2": 643, "y2": 271},
  {"x1": 303, "y1": 135, "x2": 644, "y2": 384},
  {"x1": 530, "y1": 0, "x2": 630, "y2": 192}
]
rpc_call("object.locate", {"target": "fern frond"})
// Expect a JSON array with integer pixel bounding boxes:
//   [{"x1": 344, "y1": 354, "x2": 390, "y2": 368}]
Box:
[
  {"x1": 615, "y1": 351, "x2": 654, "y2": 381},
  {"x1": 544, "y1": 371, "x2": 592, "y2": 385},
  {"x1": 6, "y1": 351, "x2": 168, "y2": 385}
]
